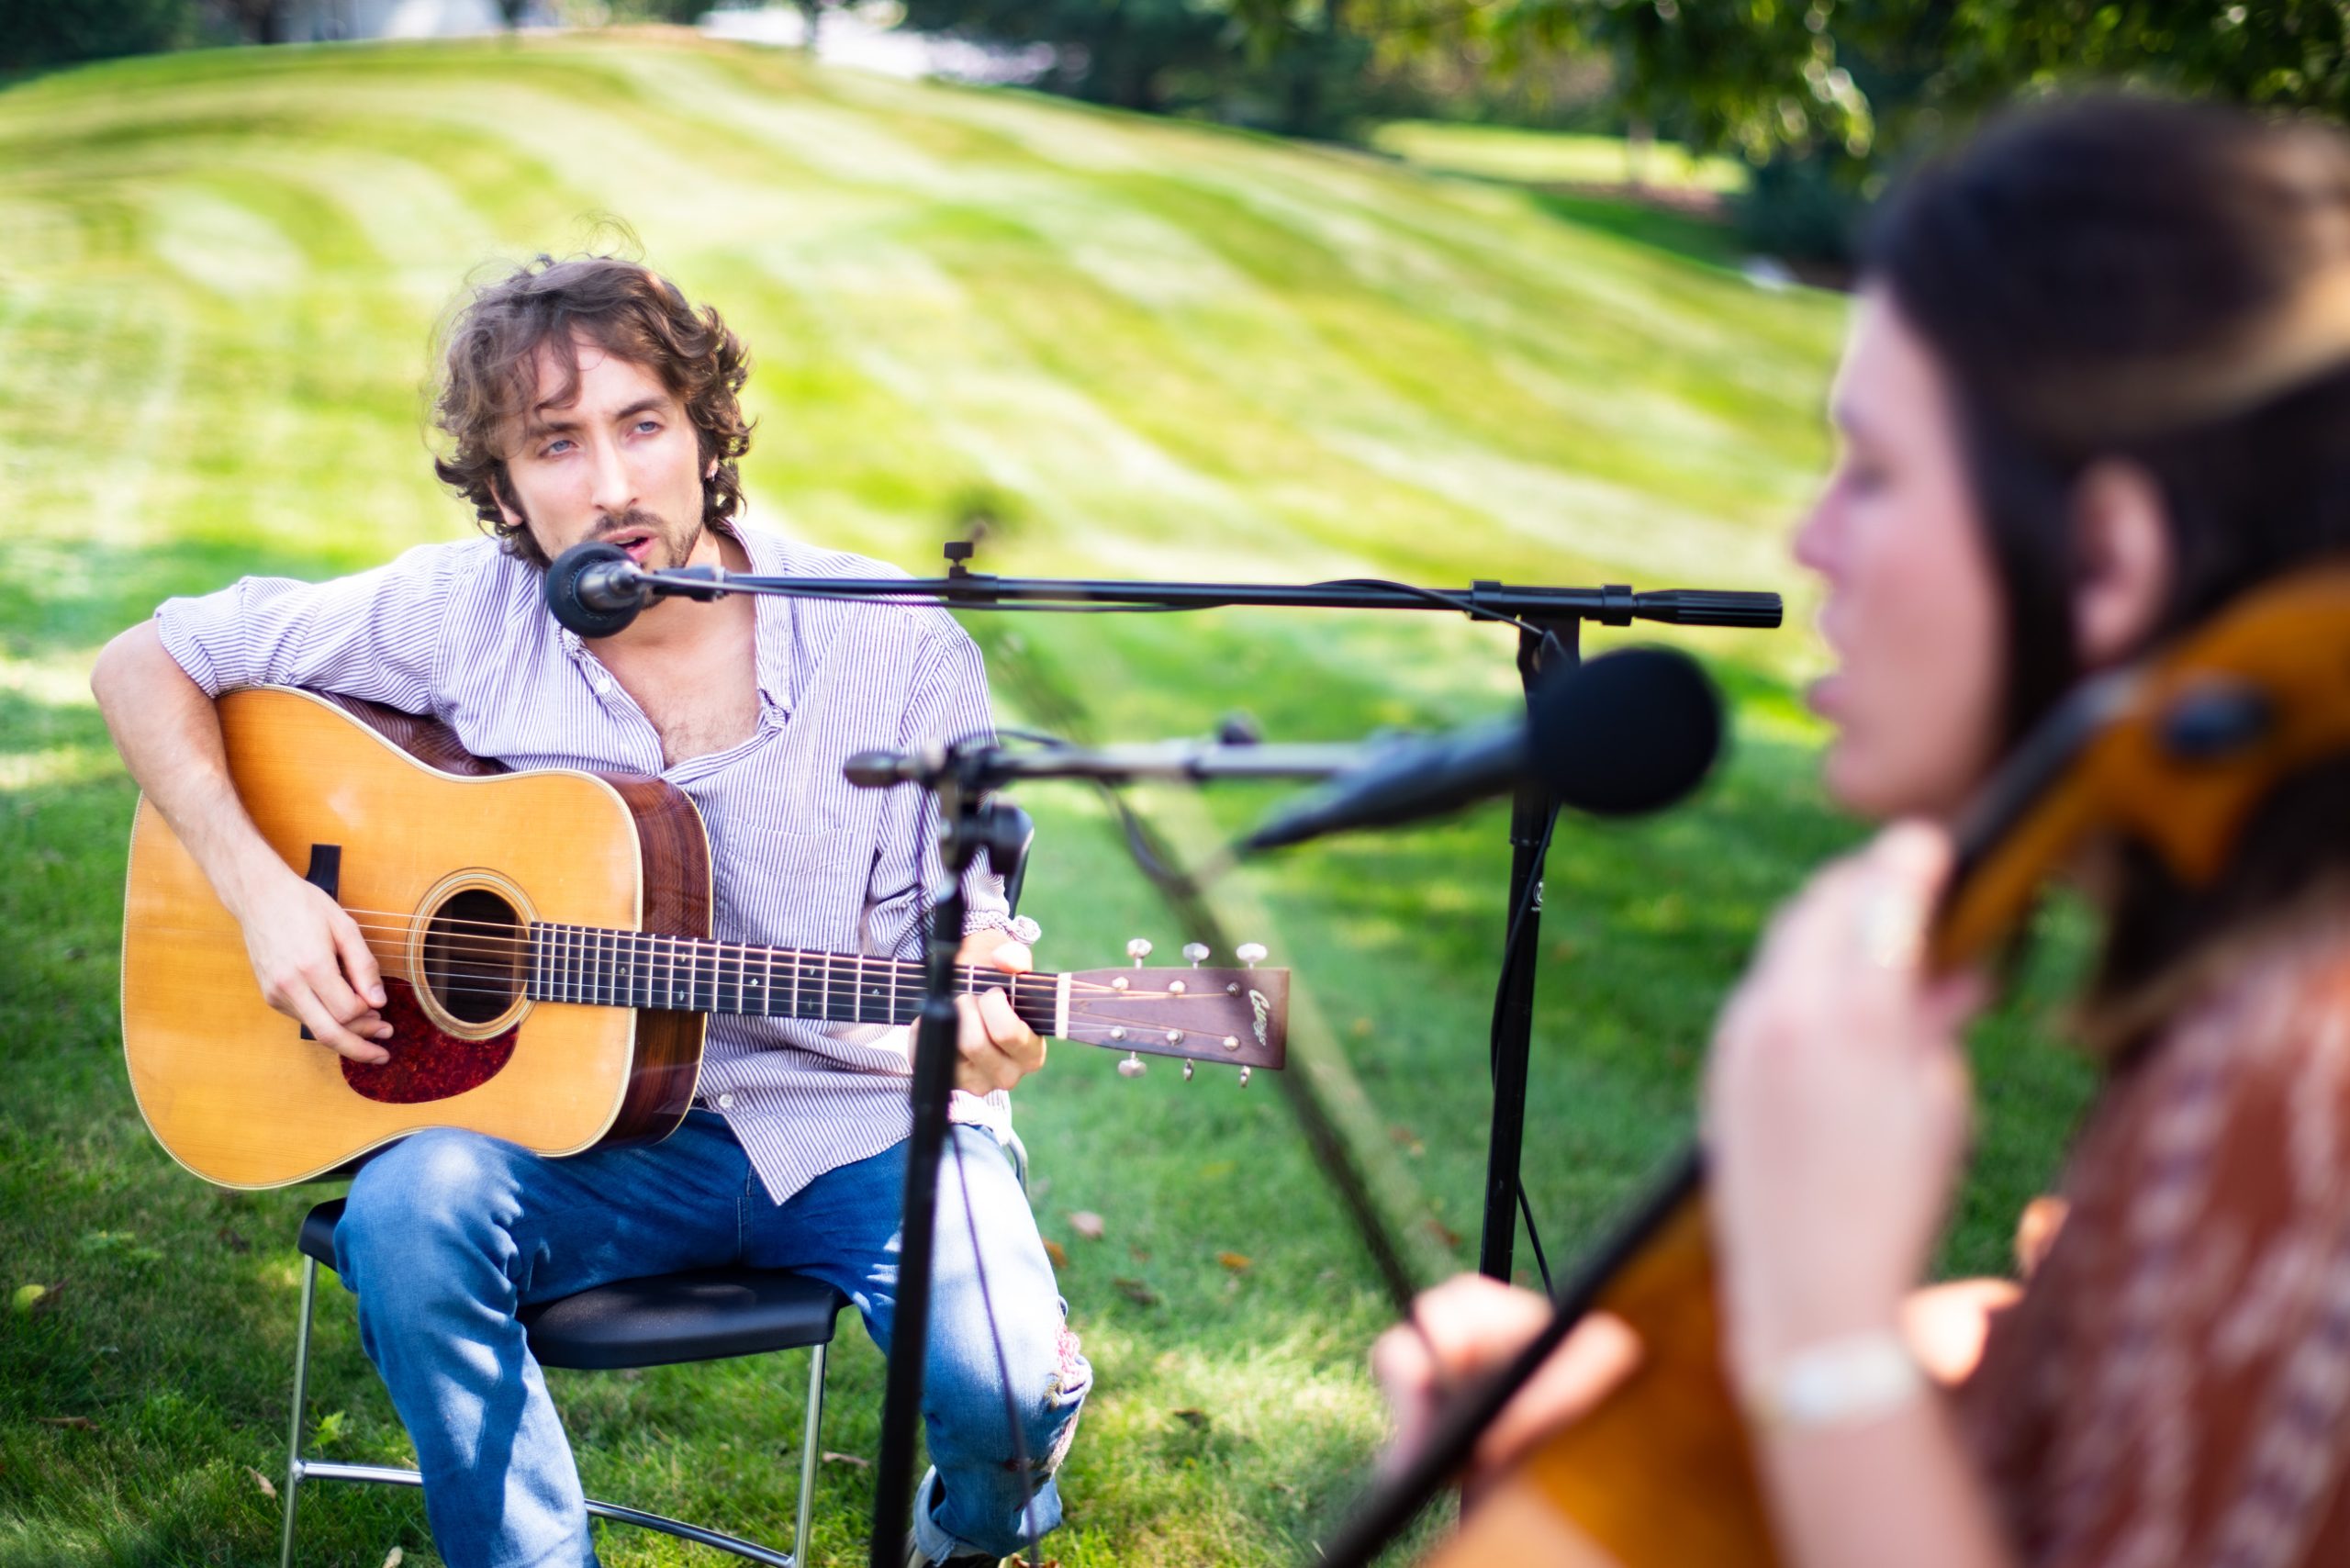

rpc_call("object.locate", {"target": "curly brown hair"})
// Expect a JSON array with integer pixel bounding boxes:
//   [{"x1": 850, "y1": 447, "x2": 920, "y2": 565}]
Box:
[{"x1": 431, "y1": 254, "x2": 753, "y2": 567}]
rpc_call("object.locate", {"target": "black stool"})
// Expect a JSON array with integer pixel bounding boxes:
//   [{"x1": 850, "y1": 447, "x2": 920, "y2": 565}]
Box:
[{"x1": 280, "y1": 1196, "x2": 845, "y2": 1567}]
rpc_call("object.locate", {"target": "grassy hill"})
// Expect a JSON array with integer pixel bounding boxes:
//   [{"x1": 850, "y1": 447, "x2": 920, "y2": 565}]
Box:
[{"x1": 0, "y1": 32, "x2": 2089, "y2": 1565}]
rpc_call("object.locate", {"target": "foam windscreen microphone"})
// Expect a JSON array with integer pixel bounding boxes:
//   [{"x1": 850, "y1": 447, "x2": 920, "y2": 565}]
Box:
[
  {"x1": 543, "y1": 541, "x2": 650, "y2": 639},
  {"x1": 1242, "y1": 646, "x2": 1722, "y2": 851}
]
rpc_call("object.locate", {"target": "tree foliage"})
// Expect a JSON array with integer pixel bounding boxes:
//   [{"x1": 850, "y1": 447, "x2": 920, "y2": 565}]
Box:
[
  {"x1": 0, "y1": 0, "x2": 212, "y2": 72},
  {"x1": 895, "y1": 0, "x2": 1231, "y2": 112},
  {"x1": 896, "y1": 0, "x2": 1392, "y2": 129},
  {"x1": 1308, "y1": 0, "x2": 2350, "y2": 166}
]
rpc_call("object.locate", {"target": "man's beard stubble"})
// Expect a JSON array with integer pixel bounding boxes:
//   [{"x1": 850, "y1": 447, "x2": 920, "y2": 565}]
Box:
[{"x1": 592, "y1": 504, "x2": 704, "y2": 574}]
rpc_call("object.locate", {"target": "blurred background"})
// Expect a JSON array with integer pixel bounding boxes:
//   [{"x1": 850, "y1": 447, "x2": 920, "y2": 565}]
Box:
[{"x1": 2, "y1": 2, "x2": 2335, "y2": 1562}]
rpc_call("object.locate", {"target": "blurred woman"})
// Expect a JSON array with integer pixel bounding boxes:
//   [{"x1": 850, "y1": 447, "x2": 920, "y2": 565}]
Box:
[{"x1": 1380, "y1": 97, "x2": 2350, "y2": 1567}]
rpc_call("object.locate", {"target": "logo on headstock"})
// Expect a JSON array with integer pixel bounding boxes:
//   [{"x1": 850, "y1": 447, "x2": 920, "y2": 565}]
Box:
[{"x1": 1249, "y1": 990, "x2": 1270, "y2": 1050}]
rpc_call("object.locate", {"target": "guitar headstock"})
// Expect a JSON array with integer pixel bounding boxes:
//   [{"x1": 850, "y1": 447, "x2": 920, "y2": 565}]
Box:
[{"x1": 1060, "y1": 942, "x2": 1288, "y2": 1077}]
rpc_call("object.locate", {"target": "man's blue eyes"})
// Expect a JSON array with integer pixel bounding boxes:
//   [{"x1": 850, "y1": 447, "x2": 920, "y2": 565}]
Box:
[{"x1": 539, "y1": 422, "x2": 660, "y2": 457}]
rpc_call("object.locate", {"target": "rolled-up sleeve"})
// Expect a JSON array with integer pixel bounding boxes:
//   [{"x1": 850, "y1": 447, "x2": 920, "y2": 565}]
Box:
[
  {"x1": 864, "y1": 619, "x2": 1013, "y2": 958},
  {"x1": 152, "y1": 542, "x2": 464, "y2": 713}
]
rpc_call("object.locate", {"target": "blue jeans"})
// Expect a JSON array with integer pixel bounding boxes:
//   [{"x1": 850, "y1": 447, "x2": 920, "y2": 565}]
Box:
[{"x1": 334, "y1": 1112, "x2": 1090, "y2": 1567}]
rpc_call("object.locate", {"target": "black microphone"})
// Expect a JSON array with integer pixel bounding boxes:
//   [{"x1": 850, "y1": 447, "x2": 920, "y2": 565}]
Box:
[
  {"x1": 843, "y1": 746, "x2": 946, "y2": 788},
  {"x1": 1242, "y1": 645, "x2": 1722, "y2": 851},
  {"x1": 544, "y1": 541, "x2": 650, "y2": 638}
]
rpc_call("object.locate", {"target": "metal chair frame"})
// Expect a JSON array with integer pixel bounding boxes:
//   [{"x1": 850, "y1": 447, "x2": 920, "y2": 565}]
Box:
[{"x1": 278, "y1": 1240, "x2": 832, "y2": 1568}]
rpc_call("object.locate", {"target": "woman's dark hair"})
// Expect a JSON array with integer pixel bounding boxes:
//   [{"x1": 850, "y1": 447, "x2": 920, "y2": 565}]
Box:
[
  {"x1": 431, "y1": 253, "x2": 753, "y2": 567},
  {"x1": 1863, "y1": 96, "x2": 2350, "y2": 1027}
]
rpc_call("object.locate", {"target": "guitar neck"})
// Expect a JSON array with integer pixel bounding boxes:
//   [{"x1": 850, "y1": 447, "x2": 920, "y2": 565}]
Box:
[{"x1": 525, "y1": 923, "x2": 1061, "y2": 1035}]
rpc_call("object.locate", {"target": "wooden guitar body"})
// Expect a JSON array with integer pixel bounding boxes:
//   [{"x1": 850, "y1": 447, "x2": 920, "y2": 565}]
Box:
[{"x1": 121, "y1": 686, "x2": 709, "y2": 1189}]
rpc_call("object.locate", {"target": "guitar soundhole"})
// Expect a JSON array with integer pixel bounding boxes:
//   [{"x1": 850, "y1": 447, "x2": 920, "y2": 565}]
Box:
[{"x1": 424, "y1": 888, "x2": 524, "y2": 1026}]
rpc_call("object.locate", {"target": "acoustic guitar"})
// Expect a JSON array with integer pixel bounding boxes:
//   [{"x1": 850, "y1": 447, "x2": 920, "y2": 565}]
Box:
[
  {"x1": 1322, "y1": 562, "x2": 2350, "y2": 1567},
  {"x1": 120, "y1": 686, "x2": 1289, "y2": 1190}
]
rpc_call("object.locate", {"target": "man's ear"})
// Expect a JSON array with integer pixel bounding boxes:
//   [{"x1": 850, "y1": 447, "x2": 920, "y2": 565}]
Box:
[
  {"x1": 490, "y1": 467, "x2": 526, "y2": 532},
  {"x1": 2071, "y1": 459, "x2": 2174, "y2": 667}
]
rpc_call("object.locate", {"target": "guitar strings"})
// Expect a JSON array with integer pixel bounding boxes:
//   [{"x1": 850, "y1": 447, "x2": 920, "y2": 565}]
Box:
[
  {"x1": 319, "y1": 907, "x2": 1218, "y2": 1001},
  {"x1": 315, "y1": 922, "x2": 1085, "y2": 1012},
  {"x1": 310, "y1": 930, "x2": 1247, "y2": 1044}
]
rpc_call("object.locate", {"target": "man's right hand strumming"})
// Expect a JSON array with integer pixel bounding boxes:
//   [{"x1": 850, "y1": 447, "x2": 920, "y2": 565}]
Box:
[
  {"x1": 227, "y1": 858, "x2": 392, "y2": 1065},
  {"x1": 93, "y1": 619, "x2": 393, "y2": 1065}
]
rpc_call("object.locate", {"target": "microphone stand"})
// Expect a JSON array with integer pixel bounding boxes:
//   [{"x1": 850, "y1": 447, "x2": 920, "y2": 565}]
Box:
[
  {"x1": 609, "y1": 543, "x2": 1781, "y2": 1562},
  {"x1": 857, "y1": 736, "x2": 1363, "y2": 1568},
  {"x1": 637, "y1": 544, "x2": 1774, "y2": 1288}
]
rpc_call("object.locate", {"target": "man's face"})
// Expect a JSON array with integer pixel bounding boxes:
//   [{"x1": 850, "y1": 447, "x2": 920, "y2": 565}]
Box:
[{"x1": 495, "y1": 334, "x2": 709, "y2": 572}]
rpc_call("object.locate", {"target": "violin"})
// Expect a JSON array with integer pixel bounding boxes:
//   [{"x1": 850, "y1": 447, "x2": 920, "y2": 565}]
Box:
[{"x1": 1320, "y1": 563, "x2": 2350, "y2": 1567}]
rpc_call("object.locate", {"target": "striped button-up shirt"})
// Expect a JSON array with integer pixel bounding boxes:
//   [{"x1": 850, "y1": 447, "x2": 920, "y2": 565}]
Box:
[{"x1": 154, "y1": 523, "x2": 1012, "y2": 1204}]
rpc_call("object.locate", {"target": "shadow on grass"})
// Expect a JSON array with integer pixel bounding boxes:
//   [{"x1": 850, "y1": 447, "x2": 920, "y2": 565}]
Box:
[{"x1": 1523, "y1": 186, "x2": 1747, "y2": 271}]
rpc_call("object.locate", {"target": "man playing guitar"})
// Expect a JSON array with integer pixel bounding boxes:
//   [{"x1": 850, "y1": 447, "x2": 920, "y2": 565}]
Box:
[{"x1": 92, "y1": 254, "x2": 1087, "y2": 1568}]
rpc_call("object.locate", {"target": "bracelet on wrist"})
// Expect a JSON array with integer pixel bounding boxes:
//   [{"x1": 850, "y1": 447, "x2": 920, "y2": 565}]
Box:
[{"x1": 1740, "y1": 1329, "x2": 1925, "y2": 1435}]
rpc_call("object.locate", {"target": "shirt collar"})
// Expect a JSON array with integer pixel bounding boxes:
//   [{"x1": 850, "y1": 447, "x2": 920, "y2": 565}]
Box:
[
  {"x1": 734, "y1": 522, "x2": 795, "y2": 718},
  {"x1": 544, "y1": 526, "x2": 791, "y2": 718}
]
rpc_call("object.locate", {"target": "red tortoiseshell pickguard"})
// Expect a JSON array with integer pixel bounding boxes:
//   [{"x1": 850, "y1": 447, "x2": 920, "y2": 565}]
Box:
[{"x1": 339, "y1": 977, "x2": 518, "y2": 1104}]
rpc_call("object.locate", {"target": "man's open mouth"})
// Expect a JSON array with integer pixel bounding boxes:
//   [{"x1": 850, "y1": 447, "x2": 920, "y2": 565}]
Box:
[{"x1": 607, "y1": 530, "x2": 655, "y2": 564}]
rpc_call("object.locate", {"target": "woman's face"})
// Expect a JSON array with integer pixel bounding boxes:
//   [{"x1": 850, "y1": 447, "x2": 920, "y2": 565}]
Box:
[{"x1": 1795, "y1": 287, "x2": 2008, "y2": 823}]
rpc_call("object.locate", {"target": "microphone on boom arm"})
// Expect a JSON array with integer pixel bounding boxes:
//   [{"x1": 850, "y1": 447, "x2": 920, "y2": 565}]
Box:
[
  {"x1": 544, "y1": 541, "x2": 652, "y2": 638},
  {"x1": 1241, "y1": 645, "x2": 1723, "y2": 851}
]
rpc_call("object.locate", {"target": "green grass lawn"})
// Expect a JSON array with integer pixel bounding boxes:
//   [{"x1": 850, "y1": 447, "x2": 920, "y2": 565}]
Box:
[{"x1": 0, "y1": 32, "x2": 2092, "y2": 1565}]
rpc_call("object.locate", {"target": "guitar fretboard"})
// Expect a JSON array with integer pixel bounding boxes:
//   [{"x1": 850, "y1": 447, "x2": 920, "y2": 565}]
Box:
[{"x1": 524, "y1": 923, "x2": 1059, "y2": 1032}]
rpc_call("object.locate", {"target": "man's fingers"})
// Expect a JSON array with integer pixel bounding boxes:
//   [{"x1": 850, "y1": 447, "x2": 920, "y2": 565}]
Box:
[
  {"x1": 289, "y1": 989, "x2": 390, "y2": 1064},
  {"x1": 976, "y1": 988, "x2": 1042, "y2": 1070},
  {"x1": 300, "y1": 958, "x2": 384, "y2": 1044},
  {"x1": 986, "y1": 940, "x2": 1034, "y2": 975},
  {"x1": 330, "y1": 906, "x2": 386, "y2": 1008},
  {"x1": 954, "y1": 993, "x2": 1019, "y2": 1093}
]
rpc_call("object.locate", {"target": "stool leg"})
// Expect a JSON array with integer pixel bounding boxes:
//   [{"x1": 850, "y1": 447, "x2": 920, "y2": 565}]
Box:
[
  {"x1": 281, "y1": 1256, "x2": 319, "y2": 1568},
  {"x1": 795, "y1": 1342, "x2": 827, "y2": 1568}
]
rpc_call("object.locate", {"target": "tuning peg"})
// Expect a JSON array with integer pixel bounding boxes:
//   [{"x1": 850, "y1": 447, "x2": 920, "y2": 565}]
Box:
[
  {"x1": 1126, "y1": 937, "x2": 1153, "y2": 968},
  {"x1": 1182, "y1": 1060, "x2": 1195, "y2": 1081},
  {"x1": 1237, "y1": 1066, "x2": 1252, "y2": 1087},
  {"x1": 1118, "y1": 1052, "x2": 1147, "y2": 1079},
  {"x1": 1236, "y1": 943, "x2": 1267, "y2": 969},
  {"x1": 1182, "y1": 942, "x2": 1210, "y2": 968}
]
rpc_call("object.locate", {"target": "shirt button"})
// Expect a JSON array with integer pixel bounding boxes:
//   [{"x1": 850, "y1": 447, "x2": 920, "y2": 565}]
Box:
[{"x1": 716, "y1": 1092, "x2": 736, "y2": 1111}]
